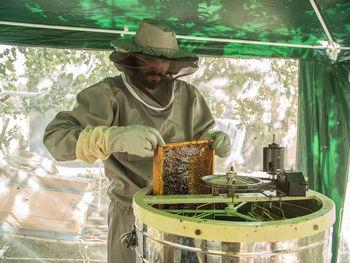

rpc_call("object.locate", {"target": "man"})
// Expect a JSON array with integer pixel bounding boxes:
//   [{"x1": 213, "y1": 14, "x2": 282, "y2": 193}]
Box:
[{"x1": 43, "y1": 19, "x2": 231, "y2": 263}]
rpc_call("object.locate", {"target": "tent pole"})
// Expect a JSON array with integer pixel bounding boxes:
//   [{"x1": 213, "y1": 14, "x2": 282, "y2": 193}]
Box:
[
  {"x1": 175, "y1": 35, "x2": 327, "y2": 49},
  {"x1": 309, "y1": 0, "x2": 335, "y2": 47},
  {"x1": 0, "y1": 21, "x2": 136, "y2": 36},
  {"x1": 0, "y1": 20, "x2": 330, "y2": 50},
  {"x1": 1, "y1": 20, "x2": 349, "y2": 51}
]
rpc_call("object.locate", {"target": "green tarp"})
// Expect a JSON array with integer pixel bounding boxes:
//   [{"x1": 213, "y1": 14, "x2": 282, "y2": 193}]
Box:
[
  {"x1": 0, "y1": 0, "x2": 349, "y2": 262},
  {"x1": 0, "y1": 0, "x2": 349, "y2": 61},
  {"x1": 298, "y1": 61, "x2": 350, "y2": 262}
]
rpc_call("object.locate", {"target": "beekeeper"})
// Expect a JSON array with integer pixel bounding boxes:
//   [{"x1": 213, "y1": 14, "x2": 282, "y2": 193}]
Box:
[{"x1": 43, "y1": 19, "x2": 231, "y2": 263}]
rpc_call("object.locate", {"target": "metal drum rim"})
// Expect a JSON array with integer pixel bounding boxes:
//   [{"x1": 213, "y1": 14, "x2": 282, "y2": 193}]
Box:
[{"x1": 133, "y1": 187, "x2": 336, "y2": 243}]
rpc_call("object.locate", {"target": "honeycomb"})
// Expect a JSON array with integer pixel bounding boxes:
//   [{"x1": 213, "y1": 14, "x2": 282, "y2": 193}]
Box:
[{"x1": 153, "y1": 140, "x2": 214, "y2": 196}]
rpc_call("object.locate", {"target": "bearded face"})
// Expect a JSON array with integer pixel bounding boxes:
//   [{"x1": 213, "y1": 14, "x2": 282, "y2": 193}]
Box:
[{"x1": 132, "y1": 54, "x2": 171, "y2": 89}]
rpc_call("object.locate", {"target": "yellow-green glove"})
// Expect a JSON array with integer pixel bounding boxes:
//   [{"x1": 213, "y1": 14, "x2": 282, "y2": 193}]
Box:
[
  {"x1": 108, "y1": 124, "x2": 165, "y2": 157},
  {"x1": 76, "y1": 124, "x2": 165, "y2": 164},
  {"x1": 201, "y1": 130, "x2": 231, "y2": 157}
]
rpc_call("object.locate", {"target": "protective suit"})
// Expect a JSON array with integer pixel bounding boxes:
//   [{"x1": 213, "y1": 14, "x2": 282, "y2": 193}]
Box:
[{"x1": 43, "y1": 19, "x2": 230, "y2": 263}]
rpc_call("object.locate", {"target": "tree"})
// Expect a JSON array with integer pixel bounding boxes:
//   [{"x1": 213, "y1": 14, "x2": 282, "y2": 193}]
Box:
[
  {"x1": 0, "y1": 46, "x2": 115, "y2": 261},
  {"x1": 186, "y1": 57, "x2": 298, "y2": 171},
  {"x1": 0, "y1": 45, "x2": 299, "y2": 261},
  {"x1": 1, "y1": 46, "x2": 299, "y2": 171}
]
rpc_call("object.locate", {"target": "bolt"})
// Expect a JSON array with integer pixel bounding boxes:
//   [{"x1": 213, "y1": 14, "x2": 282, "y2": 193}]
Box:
[{"x1": 195, "y1": 229, "x2": 201, "y2": 235}]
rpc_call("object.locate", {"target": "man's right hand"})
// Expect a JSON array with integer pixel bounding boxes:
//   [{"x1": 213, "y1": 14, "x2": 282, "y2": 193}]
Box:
[{"x1": 108, "y1": 124, "x2": 165, "y2": 157}]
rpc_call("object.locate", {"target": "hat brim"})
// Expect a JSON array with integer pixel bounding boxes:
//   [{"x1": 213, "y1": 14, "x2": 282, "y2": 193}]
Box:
[
  {"x1": 111, "y1": 39, "x2": 198, "y2": 63},
  {"x1": 109, "y1": 50, "x2": 199, "y2": 79}
]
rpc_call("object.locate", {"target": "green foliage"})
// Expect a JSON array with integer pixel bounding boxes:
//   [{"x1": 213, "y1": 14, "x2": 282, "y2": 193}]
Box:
[
  {"x1": 0, "y1": 46, "x2": 118, "y2": 144},
  {"x1": 1, "y1": 46, "x2": 118, "y2": 117},
  {"x1": 1, "y1": 46, "x2": 298, "y2": 170},
  {"x1": 191, "y1": 57, "x2": 298, "y2": 126},
  {"x1": 0, "y1": 45, "x2": 299, "y2": 261},
  {"x1": 188, "y1": 57, "x2": 298, "y2": 171},
  {"x1": 2, "y1": 126, "x2": 22, "y2": 148}
]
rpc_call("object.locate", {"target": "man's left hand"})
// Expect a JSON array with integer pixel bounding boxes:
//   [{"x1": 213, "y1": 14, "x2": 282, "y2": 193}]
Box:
[{"x1": 202, "y1": 131, "x2": 231, "y2": 157}]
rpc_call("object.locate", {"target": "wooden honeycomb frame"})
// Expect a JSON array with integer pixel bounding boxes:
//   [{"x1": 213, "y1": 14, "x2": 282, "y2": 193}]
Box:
[{"x1": 153, "y1": 140, "x2": 214, "y2": 195}]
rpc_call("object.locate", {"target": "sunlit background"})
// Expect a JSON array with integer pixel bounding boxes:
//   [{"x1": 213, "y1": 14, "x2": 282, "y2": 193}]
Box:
[{"x1": 0, "y1": 45, "x2": 348, "y2": 261}]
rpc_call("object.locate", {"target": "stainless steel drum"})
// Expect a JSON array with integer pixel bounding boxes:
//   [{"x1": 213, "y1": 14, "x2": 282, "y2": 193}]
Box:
[{"x1": 133, "y1": 187, "x2": 335, "y2": 263}]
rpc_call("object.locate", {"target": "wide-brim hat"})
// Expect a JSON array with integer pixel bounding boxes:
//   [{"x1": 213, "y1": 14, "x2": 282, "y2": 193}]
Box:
[{"x1": 111, "y1": 19, "x2": 198, "y2": 63}]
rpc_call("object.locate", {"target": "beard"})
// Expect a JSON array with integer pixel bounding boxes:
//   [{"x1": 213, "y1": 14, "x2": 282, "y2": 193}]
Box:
[
  {"x1": 130, "y1": 70, "x2": 169, "y2": 89},
  {"x1": 125, "y1": 68, "x2": 172, "y2": 105}
]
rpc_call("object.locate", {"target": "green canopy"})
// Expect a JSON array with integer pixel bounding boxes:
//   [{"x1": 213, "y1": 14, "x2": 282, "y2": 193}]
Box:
[
  {"x1": 0, "y1": 0, "x2": 349, "y2": 62},
  {"x1": 0, "y1": 1, "x2": 349, "y2": 262}
]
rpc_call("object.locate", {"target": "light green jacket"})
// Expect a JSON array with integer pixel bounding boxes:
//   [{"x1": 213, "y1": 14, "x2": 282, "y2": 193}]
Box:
[{"x1": 43, "y1": 75, "x2": 215, "y2": 212}]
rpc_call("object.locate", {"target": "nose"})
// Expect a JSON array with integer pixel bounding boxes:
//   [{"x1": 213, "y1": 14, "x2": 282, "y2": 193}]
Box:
[
  {"x1": 150, "y1": 60, "x2": 170, "y2": 73},
  {"x1": 135, "y1": 55, "x2": 171, "y2": 74}
]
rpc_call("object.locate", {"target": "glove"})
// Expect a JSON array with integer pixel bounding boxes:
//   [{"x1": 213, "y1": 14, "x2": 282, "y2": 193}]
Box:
[
  {"x1": 201, "y1": 130, "x2": 231, "y2": 157},
  {"x1": 108, "y1": 124, "x2": 165, "y2": 157},
  {"x1": 76, "y1": 124, "x2": 165, "y2": 164}
]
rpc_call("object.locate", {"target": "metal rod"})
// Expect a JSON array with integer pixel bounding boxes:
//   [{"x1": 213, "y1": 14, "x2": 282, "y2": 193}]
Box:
[
  {"x1": 1, "y1": 20, "x2": 345, "y2": 50},
  {"x1": 309, "y1": 0, "x2": 335, "y2": 46},
  {"x1": 168, "y1": 209, "x2": 227, "y2": 213},
  {"x1": 231, "y1": 201, "x2": 247, "y2": 210},
  {"x1": 176, "y1": 34, "x2": 327, "y2": 49},
  {"x1": 0, "y1": 20, "x2": 135, "y2": 35},
  {"x1": 143, "y1": 193, "x2": 312, "y2": 204}
]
